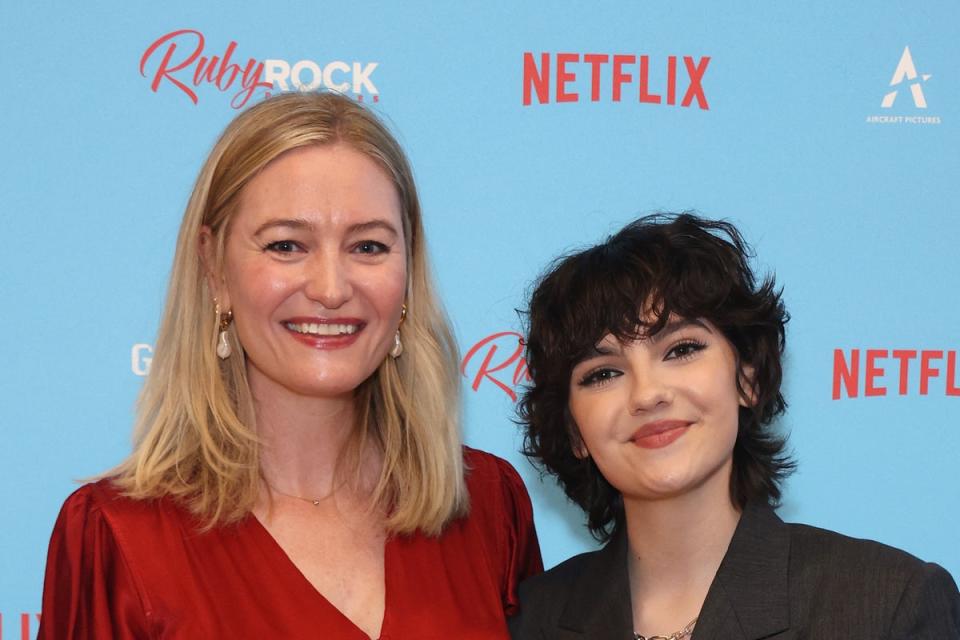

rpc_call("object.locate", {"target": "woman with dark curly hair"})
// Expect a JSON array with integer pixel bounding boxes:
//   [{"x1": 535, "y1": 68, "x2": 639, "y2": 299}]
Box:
[{"x1": 510, "y1": 214, "x2": 960, "y2": 640}]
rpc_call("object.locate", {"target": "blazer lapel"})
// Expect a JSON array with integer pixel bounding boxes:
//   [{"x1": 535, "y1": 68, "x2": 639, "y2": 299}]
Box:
[
  {"x1": 556, "y1": 527, "x2": 634, "y2": 639},
  {"x1": 692, "y1": 503, "x2": 791, "y2": 640}
]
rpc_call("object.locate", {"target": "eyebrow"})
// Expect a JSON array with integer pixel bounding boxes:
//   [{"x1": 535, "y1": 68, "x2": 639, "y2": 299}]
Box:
[
  {"x1": 347, "y1": 219, "x2": 400, "y2": 238},
  {"x1": 583, "y1": 318, "x2": 713, "y2": 357},
  {"x1": 648, "y1": 318, "x2": 713, "y2": 343},
  {"x1": 252, "y1": 217, "x2": 400, "y2": 238},
  {"x1": 252, "y1": 217, "x2": 314, "y2": 237},
  {"x1": 586, "y1": 341, "x2": 622, "y2": 358}
]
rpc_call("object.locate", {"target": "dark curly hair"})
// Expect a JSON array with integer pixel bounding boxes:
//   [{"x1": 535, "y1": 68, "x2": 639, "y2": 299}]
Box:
[{"x1": 518, "y1": 213, "x2": 794, "y2": 542}]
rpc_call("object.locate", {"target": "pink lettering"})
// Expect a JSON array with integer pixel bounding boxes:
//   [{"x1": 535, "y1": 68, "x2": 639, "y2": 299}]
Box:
[
  {"x1": 139, "y1": 29, "x2": 271, "y2": 108},
  {"x1": 460, "y1": 332, "x2": 528, "y2": 401}
]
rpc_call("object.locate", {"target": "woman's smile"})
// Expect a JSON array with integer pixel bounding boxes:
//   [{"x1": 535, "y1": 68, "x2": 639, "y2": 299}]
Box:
[
  {"x1": 282, "y1": 317, "x2": 366, "y2": 348},
  {"x1": 630, "y1": 419, "x2": 693, "y2": 449}
]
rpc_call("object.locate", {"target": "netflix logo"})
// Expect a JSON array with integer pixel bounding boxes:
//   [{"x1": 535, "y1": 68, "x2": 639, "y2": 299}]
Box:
[
  {"x1": 0, "y1": 613, "x2": 41, "y2": 640},
  {"x1": 832, "y1": 348, "x2": 960, "y2": 399},
  {"x1": 522, "y1": 51, "x2": 710, "y2": 108}
]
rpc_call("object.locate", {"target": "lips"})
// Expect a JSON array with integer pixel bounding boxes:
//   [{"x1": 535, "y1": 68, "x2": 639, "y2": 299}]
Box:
[
  {"x1": 284, "y1": 321, "x2": 360, "y2": 336},
  {"x1": 630, "y1": 419, "x2": 692, "y2": 449},
  {"x1": 282, "y1": 317, "x2": 365, "y2": 349}
]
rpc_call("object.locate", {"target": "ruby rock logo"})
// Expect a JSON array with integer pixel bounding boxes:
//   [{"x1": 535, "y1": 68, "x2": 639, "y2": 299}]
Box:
[
  {"x1": 460, "y1": 331, "x2": 531, "y2": 401},
  {"x1": 140, "y1": 29, "x2": 380, "y2": 109},
  {"x1": 140, "y1": 29, "x2": 271, "y2": 108},
  {"x1": 522, "y1": 52, "x2": 710, "y2": 108},
  {"x1": 832, "y1": 348, "x2": 960, "y2": 399},
  {"x1": 263, "y1": 60, "x2": 379, "y2": 98}
]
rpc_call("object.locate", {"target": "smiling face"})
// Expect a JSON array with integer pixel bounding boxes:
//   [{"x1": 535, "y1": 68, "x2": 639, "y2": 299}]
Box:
[
  {"x1": 568, "y1": 317, "x2": 749, "y2": 503},
  {"x1": 208, "y1": 143, "x2": 407, "y2": 401}
]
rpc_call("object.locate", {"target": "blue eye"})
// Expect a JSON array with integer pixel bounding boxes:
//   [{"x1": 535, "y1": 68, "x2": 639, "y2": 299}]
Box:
[
  {"x1": 264, "y1": 240, "x2": 303, "y2": 253},
  {"x1": 578, "y1": 367, "x2": 622, "y2": 387},
  {"x1": 665, "y1": 340, "x2": 706, "y2": 360},
  {"x1": 354, "y1": 240, "x2": 389, "y2": 255}
]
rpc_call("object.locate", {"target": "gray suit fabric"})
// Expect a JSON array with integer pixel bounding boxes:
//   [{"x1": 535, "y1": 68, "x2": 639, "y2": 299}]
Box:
[{"x1": 509, "y1": 503, "x2": 960, "y2": 639}]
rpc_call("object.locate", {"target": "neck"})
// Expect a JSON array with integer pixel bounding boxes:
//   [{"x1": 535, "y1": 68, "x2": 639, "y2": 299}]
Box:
[
  {"x1": 624, "y1": 462, "x2": 741, "y2": 606},
  {"x1": 250, "y1": 374, "x2": 364, "y2": 499}
]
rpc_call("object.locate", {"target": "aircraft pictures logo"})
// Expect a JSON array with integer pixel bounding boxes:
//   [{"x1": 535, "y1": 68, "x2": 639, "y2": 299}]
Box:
[{"x1": 866, "y1": 46, "x2": 940, "y2": 125}]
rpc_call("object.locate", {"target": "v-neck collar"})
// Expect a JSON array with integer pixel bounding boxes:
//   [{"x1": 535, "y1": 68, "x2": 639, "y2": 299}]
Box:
[
  {"x1": 245, "y1": 513, "x2": 391, "y2": 639},
  {"x1": 554, "y1": 503, "x2": 791, "y2": 639},
  {"x1": 694, "y1": 503, "x2": 790, "y2": 639}
]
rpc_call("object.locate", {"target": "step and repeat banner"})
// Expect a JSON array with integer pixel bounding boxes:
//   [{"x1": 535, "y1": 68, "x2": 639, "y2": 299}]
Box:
[{"x1": 1, "y1": 2, "x2": 958, "y2": 635}]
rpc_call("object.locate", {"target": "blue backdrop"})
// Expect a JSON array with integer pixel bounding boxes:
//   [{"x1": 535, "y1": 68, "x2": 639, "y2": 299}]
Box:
[{"x1": 2, "y1": 2, "x2": 958, "y2": 635}]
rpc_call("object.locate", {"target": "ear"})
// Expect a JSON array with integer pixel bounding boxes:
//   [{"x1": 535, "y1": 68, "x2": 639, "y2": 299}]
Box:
[
  {"x1": 568, "y1": 419, "x2": 590, "y2": 460},
  {"x1": 572, "y1": 439, "x2": 589, "y2": 459},
  {"x1": 198, "y1": 226, "x2": 230, "y2": 310},
  {"x1": 738, "y1": 364, "x2": 758, "y2": 408}
]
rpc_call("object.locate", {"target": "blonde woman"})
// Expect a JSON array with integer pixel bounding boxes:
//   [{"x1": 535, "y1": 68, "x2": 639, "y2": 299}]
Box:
[{"x1": 39, "y1": 92, "x2": 541, "y2": 639}]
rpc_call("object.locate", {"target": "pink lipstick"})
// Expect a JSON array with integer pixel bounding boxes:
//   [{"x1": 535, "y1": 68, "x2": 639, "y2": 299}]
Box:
[
  {"x1": 282, "y1": 317, "x2": 365, "y2": 350},
  {"x1": 631, "y1": 420, "x2": 691, "y2": 449}
]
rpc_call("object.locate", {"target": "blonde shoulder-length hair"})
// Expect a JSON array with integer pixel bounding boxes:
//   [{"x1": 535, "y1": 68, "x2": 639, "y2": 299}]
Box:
[{"x1": 112, "y1": 91, "x2": 467, "y2": 535}]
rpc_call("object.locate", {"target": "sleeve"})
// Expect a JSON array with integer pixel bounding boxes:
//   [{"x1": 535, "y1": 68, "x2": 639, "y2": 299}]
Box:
[
  {"x1": 492, "y1": 456, "x2": 544, "y2": 617},
  {"x1": 37, "y1": 485, "x2": 152, "y2": 640},
  {"x1": 889, "y1": 561, "x2": 960, "y2": 639}
]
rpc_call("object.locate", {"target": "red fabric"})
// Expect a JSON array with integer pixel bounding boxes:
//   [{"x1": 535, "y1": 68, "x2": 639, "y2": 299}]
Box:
[{"x1": 38, "y1": 448, "x2": 542, "y2": 639}]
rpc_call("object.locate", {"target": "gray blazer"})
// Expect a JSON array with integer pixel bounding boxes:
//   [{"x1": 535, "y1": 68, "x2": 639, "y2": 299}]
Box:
[{"x1": 509, "y1": 503, "x2": 960, "y2": 639}]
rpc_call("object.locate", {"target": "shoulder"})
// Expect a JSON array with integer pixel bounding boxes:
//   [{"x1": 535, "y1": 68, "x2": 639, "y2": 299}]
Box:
[
  {"x1": 55, "y1": 479, "x2": 141, "y2": 534},
  {"x1": 518, "y1": 546, "x2": 601, "y2": 601},
  {"x1": 460, "y1": 446, "x2": 535, "y2": 530},
  {"x1": 42, "y1": 480, "x2": 164, "y2": 635},
  {"x1": 58, "y1": 478, "x2": 191, "y2": 535},
  {"x1": 459, "y1": 447, "x2": 544, "y2": 607},
  {"x1": 509, "y1": 547, "x2": 605, "y2": 637},
  {"x1": 463, "y1": 446, "x2": 523, "y2": 482},
  {"x1": 52, "y1": 478, "x2": 202, "y2": 582},
  {"x1": 783, "y1": 520, "x2": 960, "y2": 635},
  {"x1": 787, "y1": 520, "x2": 937, "y2": 582},
  {"x1": 462, "y1": 446, "x2": 531, "y2": 508},
  {"x1": 461, "y1": 447, "x2": 536, "y2": 526}
]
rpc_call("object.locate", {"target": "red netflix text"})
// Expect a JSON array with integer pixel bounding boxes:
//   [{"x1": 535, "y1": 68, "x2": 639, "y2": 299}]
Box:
[
  {"x1": 522, "y1": 52, "x2": 710, "y2": 108},
  {"x1": 0, "y1": 613, "x2": 41, "y2": 640},
  {"x1": 140, "y1": 29, "x2": 271, "y2": 109},
  {"x1": 461, "y1": 332, "x2": 531, "y2": 402},
  {"x1": 832, "y1": 349, "x2": 960, "y2": 399}
]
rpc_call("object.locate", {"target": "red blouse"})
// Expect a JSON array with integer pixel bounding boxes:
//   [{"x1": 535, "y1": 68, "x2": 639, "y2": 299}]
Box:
[{"x1": 38, "y1": 448, "x2": 542, "y2": 639}]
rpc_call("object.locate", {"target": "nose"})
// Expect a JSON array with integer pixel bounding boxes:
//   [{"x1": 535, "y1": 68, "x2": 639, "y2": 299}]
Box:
[
  {"x1": 303, "y1": 249, "x2": 353, "y2": 309},
  {"x1": 627, "y1": 365, "x2": 673, "y2": 414}
]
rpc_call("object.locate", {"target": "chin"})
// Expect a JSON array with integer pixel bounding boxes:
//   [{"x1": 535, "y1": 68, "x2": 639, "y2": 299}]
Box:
[
  {"x1": 632, "y1": 468, "x2": 704, "y2": 501},
  {"x1": 266, "y1": 370, "x2": 370, "y2": 399},
  {"x1": 298, "y1": 378, "x2": 369, "y2": 399}
]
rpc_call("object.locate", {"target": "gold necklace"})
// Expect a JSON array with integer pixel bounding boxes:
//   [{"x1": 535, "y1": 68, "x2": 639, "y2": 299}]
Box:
[
  {"x1": 266, "y1": 483, "x2": 335, "y2": 506},
  {"x1": 634, "y1": 616, "x2": 698, "y2": 640}
]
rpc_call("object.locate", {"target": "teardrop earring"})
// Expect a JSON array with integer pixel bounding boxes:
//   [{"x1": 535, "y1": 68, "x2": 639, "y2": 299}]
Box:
[
  {"x1": 215, "y1": 303, "x2": 233, "y2": 360},
  {"x1": 389, "y1": 331, "x2": 403, "y2": 358},
  {"x1": 389, "y1": 303, "x2": 407, "y2": 359}
]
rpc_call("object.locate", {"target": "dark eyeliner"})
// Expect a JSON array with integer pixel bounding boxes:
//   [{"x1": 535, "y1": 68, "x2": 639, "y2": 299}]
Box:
[
  {"x1": 355, "y1": 240, "x2": 390, "y2": 254},
  {"x1": 665, "y1": 339, "x2": 707, "y2": 360},
  {"x1": 577, "y1": 367, "x2": 621, "y2": 387},
  {"x1": 262, "y1": 239, "x2": 301, "y2": 253}
]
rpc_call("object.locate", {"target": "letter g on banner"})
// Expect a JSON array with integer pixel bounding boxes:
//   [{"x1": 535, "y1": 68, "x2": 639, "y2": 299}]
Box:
[{"x1": 131, "y1": 343, "x2": 153, "y2": 376}]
